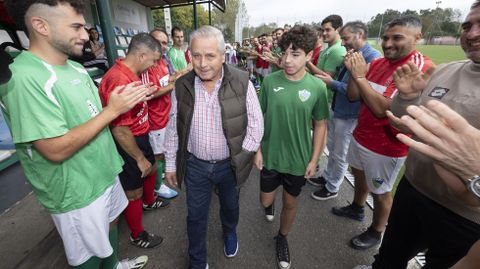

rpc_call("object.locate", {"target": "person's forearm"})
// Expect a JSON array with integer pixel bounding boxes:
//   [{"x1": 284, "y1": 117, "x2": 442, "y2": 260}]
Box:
[
  {"x1": 33, "y1": 107, "x2": 120, "y2": 162},
  {"x1": 152, "y1": 84, "x2": 174, "y2": 98},
  {"x1": 450, "y1": 240, "x2": 480, "y2": 269},
  {"x1": 310, "y1": 120, "x2": 327, "y2": 164},
  {"x1": 355, "y1": 77, "x2": 391, "y2": 118},
  {"x1": 111, "y1": 126, "x2": 146, "y2": 161},
  {"x1": 347, "y1": 77, "x2": 361, "y2": 101}
]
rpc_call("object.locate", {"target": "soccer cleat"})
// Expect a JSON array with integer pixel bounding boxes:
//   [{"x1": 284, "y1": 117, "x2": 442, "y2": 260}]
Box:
[
  {"x1": 143, "y1": 196, "x2": 170, "y2": 211},
  {"x1": 156, "y1": 183, "x2": 178, "y2": 199},
  {"x1": 117, "y1": 255, "x2": 148, "y2": 269},
  {"x1": 130, "y1": 231, "x2": 163, "y2": 249}
]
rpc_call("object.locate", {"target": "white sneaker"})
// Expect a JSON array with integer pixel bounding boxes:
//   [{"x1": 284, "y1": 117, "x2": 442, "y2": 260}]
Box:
[
  {"x1": 156, "y1": 183, "x2": 178, "y2": 199},
  {"x1": 352, "y1": 266, "x2": 372, "y2": 269},
  {"x1": 117, "y1": 256, "x2": 148, "y2": 269}
]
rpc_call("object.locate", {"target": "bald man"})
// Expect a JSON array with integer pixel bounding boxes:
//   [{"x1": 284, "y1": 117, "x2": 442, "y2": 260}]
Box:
[{"x1": 1, "y1": 1, "x2": 152, "y2": 268}]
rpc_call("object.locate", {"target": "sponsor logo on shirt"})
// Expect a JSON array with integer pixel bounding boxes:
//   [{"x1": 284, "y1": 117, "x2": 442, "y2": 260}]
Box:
[
  {"x1": 86, "y1": 100, "x2": 99, "y2": 117},
  {"x1": 298, "y1": 89, "x2": 311, "y2": 102},
  {"x1": 428, "y1": 87, "x2": 449, "y2": 99},
  {"x1": 273, "y1": 87, "x2": 284, "y2": 92},
  {"x1": 70, "y1": 79, "x2": 82, "y2": 86},
  {"x1": 372, "y1": 177, "x2": 385, "y2": 189}
]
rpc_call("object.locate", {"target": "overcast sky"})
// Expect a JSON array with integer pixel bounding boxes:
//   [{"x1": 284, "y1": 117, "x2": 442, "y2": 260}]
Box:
[{"x1": 242, "y1": 0, "x2": 472, "y2": 27}]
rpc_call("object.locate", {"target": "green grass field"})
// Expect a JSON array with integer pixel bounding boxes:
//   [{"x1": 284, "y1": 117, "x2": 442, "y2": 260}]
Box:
[{"x1": 370, "y1": 44, "x2": 466, "y2": 64}]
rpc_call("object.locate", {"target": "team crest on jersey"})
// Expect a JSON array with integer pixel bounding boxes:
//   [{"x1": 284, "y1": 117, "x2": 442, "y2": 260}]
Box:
[
  {"x1": 298, "y1": 89, "x2": 311, "y2": 102},
  {"x1": 428, "y1": 87, "x2": 449, "y2": 99},
  {"x1": 372, "y1": 177, "x2": 385, "y2": 189}
]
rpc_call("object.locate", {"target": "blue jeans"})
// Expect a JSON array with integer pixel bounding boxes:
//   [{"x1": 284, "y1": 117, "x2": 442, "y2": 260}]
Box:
[
  {"x1": 185, "y1": 153, "x2": 239, "y2": 269},
  {"x1": 324, "y1": 117, "x2": 357, "y2": 193}
]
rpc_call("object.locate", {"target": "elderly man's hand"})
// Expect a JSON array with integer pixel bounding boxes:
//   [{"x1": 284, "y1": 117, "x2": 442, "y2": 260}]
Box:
[{"x1": 165, "y1": 172, "x2": 178, "y2": 189}]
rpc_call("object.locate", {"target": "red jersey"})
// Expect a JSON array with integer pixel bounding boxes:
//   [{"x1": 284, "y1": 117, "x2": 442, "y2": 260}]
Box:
[
  {"x1": 311, "y1": 46, "x2": 322, "y2": 66},
  {"x1": 255, "y1": 45, "x2": 265, "y2": 68},
  {"x1": 99, "y1": 59, "x2": 149, "y2": 136},
  {"x1": 353, "y1": 50, "x2": 433, "y2": 157},
  {"x1": 142, "y1": 58, "x2": 172, "y2": 131}
]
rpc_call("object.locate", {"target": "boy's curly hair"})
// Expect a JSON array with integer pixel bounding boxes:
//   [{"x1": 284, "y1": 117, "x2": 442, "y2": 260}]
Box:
[{"x1": 278, "y1": 25, "x2": 318, "y2": 54}]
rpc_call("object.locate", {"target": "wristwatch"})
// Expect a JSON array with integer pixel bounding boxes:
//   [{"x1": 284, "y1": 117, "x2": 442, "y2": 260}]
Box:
[{"x1": 466, "y1": 175, "x2": 480, "y2": 199}]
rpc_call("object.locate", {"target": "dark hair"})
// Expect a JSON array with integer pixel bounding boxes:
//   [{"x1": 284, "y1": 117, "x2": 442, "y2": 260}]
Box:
[
  {"x1": 6, "y1": 0, "x2": 87, "y2": 32},
  {"x1": 341, "y1": 21, "x2": 368, "y2": 39},
  {"x1": 88, "y1": 27, "x2": 99, "y2": 41},
  {"x1": 385, "y1": 15, "x2": 422, "y2": 31},
  {"x1": 171, "y1": 26, "x2": 183, "y2": 37},
  {"x1": 127, "y1": 33, "x2": 161, "y2": 54},
  {"x1": 278, "y1": 25, "x2": 317, "y2": 54},
  {"x1": 321, "y1": 14, "x2": 343, "y2": 29},
  {"x1": 150, "y1": 28, "x2": 168, "y2": 37},
  {"x1": 274, "y1": 28, "x2": 284, "y2": 33},
  {"x1": 472, "y1": 0, "x2": 480, "y2": 9}
]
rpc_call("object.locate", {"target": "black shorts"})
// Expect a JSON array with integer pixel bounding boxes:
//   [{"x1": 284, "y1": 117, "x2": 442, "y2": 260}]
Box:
[
  {"x1": 260, "y1": 168, "x2": 306, "y2": 197},
  {"x1": 115, "y1": 134, "x2": 155, "y2": 191}
]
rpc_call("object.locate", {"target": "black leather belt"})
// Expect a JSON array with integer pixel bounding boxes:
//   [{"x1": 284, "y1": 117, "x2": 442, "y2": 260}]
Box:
[{"x1": 188, "y1": 152, "x2": 230, "y2": 165}]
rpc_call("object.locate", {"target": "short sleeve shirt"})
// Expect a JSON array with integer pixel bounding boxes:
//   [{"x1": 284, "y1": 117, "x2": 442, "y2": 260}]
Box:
[
  {"x1": 0, "y1": 51, "x2": 124, "y2": 213},
  {"x1": 99, "y1": 59, "x2": 149, "y2": 136},
  {"x1": 353, "y1": 51, "x2": 434, "y2": 157},
  {"x1": 316, "y1": 40, "x2": 347, "y2": 102},
  {"x1": 144, "y1": 59, "x2": 171, "y2": 130},
  {"x1": 259, "y1": 71, "x2": 330, "y2": 176},
  {"x1": 167, "y1": 47, "x2": 188, "y2": 71}
]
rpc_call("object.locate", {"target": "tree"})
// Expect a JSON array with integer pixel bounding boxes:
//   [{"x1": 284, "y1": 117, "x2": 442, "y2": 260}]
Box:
[
  {"x1": 152, "y1": 5, "x2": 209, "y2": 40},
  {"x1": 212, "y1": 0, "x2": 240, "y2": 42}
]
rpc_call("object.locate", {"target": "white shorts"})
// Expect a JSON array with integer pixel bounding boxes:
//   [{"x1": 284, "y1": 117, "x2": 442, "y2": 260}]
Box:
[
  {"x1": 149, "y1": 128, "x2": 166, "y2": 155},
  {"x1": 346, "y1": 138, "x2": 406, "y2": 194},
  {"x1": 51, "y1": 177, "x2": 128, "y2": 266}
]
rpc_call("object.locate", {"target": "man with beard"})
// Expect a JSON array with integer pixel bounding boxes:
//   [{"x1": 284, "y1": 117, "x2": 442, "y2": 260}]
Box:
[
  {"x1": 99, "y1": 33, "x2": 168, "y2": 250},
  {"x1": 311, "y1": 21, "x2": 381, "y2": 201},
  {"x1": 1, "y1": 0, "x2": 152, "y2": 268},
  {"x1": 141, "y1": 28, "x2": 179, "y2": 200},
  {"x1": 355, "y1": 2, "x2": 480, "y2": 268},
  {"x1": 333, "y1": 16, "x2": 433, "y2": 251}
]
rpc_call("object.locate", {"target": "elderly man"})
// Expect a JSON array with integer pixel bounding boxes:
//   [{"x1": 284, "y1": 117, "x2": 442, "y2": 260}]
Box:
[
  {"x1": 164, "y1": 26, "x2": 263, "y2": 269},
  {"x1": 353, "y1": 2, "x2": 480, "y2": 268},
  {"x1": 334, "y1": 16, "x2": 433, "y2": 250},
  {"x1": 311, "y1": 21, "x2": 381, "y2": 201},
  {"x1": 2, "y1": 0, "x2": 152, "y2": 268}
]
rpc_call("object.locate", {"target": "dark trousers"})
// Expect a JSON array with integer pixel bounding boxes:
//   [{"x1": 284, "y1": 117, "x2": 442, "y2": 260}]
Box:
[
  {"x1": 185, "y1": 153, "x2": 239, "y2": 269},
  {"x1": 372, "y1": 177, "x2": 480, "y2": 269}
]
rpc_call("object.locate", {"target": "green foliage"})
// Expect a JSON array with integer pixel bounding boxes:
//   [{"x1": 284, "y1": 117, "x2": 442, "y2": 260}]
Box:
[
  {"x1": 212, "y1": 0, "x2": 240, "y2": 42},
  {"x1": 367, "y1": 7, "x2": 463, "y2": 43},
  {"x1": 152, "y1": 5, "x2": 209, "y2": 40}
]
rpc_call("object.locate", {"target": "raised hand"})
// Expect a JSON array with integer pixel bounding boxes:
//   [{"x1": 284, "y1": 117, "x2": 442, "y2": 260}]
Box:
[{"x1": 393, "y1": 61, "x2": 435, "y2": 100}]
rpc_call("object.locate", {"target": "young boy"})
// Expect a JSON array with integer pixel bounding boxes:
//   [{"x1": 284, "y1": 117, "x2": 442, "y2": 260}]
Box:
[{"x1": 254, "y1": 25, "x2": 329, "y2": 269}]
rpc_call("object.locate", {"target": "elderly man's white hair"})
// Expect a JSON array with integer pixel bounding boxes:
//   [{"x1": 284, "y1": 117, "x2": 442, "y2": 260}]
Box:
[{"x1": 189, "y1": 25, "x2": 225, "y2": 54}]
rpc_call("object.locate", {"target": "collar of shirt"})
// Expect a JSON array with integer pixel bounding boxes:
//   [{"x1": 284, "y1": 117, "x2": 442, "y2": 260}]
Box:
[
  {"x1": 113, "y1": 58, "x2": 140, "y2": 82},
  {"x1": 194, "y1": 67, "x2": 224, "y2": 96}
]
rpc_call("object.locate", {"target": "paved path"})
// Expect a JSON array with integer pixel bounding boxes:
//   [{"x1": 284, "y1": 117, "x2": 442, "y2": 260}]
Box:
[{"x1": 1, "y1": 155, "x2": 413, "y2": 269}]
